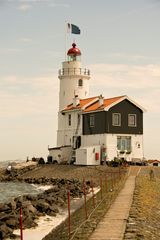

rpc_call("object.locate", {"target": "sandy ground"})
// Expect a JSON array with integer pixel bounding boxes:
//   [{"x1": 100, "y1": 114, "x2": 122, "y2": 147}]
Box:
[{"x1": 20, "y1": 164, "x2": 118, "y2": 181}]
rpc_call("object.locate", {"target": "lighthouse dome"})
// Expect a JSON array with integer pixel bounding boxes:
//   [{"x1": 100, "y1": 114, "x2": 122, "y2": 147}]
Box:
[{"x1": 67, "y1": 43, "x2": 81, "y2": 56}]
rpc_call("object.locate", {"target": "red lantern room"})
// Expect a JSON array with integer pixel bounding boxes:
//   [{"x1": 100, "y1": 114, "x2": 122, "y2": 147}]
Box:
[{"x1": 67, "y1": 43, "x2": 81, "y2": 61}]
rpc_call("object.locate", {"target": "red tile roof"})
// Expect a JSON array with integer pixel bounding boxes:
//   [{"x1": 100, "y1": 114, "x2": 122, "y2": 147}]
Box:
[
  {"x1": 84, "y1": 96, "x2": 125, "y2": 112},
  {"x1": 63, "y1": 95, "x2": 125, "y2": 113},
  {"x1": 63, "y1": 96, "x2": 98, "y2": 111}
]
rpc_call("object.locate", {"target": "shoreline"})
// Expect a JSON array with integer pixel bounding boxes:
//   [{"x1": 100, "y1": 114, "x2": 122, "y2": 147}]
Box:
[
  {"x1": 6, "y1": 188, "x2": 100, "y2": 240},
  {"x1": 0, "y1": 163, "x2": 127, "y2": 239}
]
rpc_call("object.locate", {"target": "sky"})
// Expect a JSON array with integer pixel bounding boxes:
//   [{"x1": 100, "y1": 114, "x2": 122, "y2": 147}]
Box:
[{"x1": 0, "y1": 0, "x2": 160, "y2": 161}]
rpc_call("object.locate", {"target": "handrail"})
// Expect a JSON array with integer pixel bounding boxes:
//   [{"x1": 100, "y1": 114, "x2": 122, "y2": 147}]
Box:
[{"x1": 58, "y1": 68, "x2": 90, "y2": 76}]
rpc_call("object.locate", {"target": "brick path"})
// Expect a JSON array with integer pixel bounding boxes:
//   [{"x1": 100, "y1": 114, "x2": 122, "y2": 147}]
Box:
[{"x1": 89, "y1": 167, "x2": 140, "y2": 240}]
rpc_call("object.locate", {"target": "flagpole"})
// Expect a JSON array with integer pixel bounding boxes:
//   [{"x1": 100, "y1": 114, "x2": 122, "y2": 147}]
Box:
[{"x1": 65, "y1": 21, "x2": 67, "y2": 61}]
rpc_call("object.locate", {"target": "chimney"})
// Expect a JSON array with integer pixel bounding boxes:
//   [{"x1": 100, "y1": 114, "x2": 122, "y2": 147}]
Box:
[
  {"x1": 99, "y1": 94, "x2": 104, "y2": 106},
  {"x1": 73, "y1": 95, "x2": 80, "y2": 107}
]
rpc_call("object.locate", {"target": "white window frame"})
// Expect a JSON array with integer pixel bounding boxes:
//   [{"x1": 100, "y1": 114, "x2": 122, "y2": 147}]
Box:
[
  {"x1": 117, "y1": 136, "x2": 131, "y2": 152},
  {"x1": 112, "y1": 113, "x2": 121, "y2": 126},
  {"x1": 89, "y1": 115, "x2": 95, "y2": 127},
  {"x1": 128, "y1": 114, "x2": 137, "y2": 127},
  {"x1": 68, "y1": 114, "x2": 71, "y2": 126}
]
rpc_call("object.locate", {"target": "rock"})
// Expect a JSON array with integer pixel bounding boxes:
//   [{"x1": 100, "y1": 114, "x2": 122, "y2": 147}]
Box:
[
  {"x1": 23, "y1": 216, "x2": 35, "y2": 228},
  {"x1": 26, "y1": 194, "x2": 37, "y2": 201},
  {"x1": 27, "y1": 204, "x2": 37, "y2": 214},
  {"x1": 56, "y1": 197, "x2": 64, "y2": 206},
  {"x1": 0, "y1": 224, "x2": 13, "y2": 238},
  {"x1": 0, "y1": 203, "x2": 10, "y2": 212},
  {"x1": 6, "y1": 219, "x2": 17, "y2": 228},
  {"x1": 35, "y1": 200, "x2": 50, "y2": 212},
  {"x1": 49, "y1": 204, "x2": 59, "y2": 213},
  {"x1": 22, "y1": 200, "x2": 32, "y2": 208},
  {"x1": 46, "y1": 196, "x2": 56, "y2": 204},
  {"x1": 7, "y1": 200, "x2": 16, "y2": 210},
  {"x1": 47, "y1": 210, "x2": 56, "y2": 216}
]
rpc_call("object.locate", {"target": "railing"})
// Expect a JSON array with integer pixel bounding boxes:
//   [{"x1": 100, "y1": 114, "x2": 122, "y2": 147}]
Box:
[
  {"x1": 42, "y1": 167, "x2": 128, "y2": 240},
  {"x1": 58, "y1": 68, "x2": 90, "y2": 76}
]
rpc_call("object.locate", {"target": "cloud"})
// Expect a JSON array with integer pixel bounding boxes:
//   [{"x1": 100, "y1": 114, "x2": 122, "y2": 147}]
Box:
[
  {"x1": 2, "y1": 63, "x2": 160, "y2": 119},
  {"x1": 17, "y1": 3, "x2": 32, "y2": 11},
  {"x1": 1, "y1": 61, "x2": 160, "y2": 117},
  {"x1": 0, "y1": 48, "x2": 21, "y2": 54},
  {"x1": 18, "y1": 37, "x2": 33, "y2": 43},
  {"x1": 48, "y1": 3, "x2": 70, "y2": 8},
  {"x1": 0, "y1": 74, "x2": 58, "y2": 118},
  {"x1": 109, "y1": 53, "x2": 149, "y2": 61},
  {"x1": 88, "y1": 63, "x2": 160, "y2": 113}
]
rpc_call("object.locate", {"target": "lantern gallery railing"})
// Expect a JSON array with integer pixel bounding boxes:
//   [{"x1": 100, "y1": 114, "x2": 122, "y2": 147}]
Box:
[{"x1": 58, "y1": 68, "x2": 90, "y2": 76}]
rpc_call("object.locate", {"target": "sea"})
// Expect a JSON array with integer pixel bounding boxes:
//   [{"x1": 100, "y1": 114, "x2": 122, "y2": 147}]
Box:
[
  {"x1": 0, "y1": 159, "x2": 24, "y2": 169},
  {"x1": 0, "y1": 159, "x2": 44, "y2": 204}
]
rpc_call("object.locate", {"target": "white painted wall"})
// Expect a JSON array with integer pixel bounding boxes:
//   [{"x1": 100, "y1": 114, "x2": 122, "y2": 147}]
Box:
[
  {"x1": 57, "y1": 111, "x2": 83, "y2": 146},
  {"x1": 106, "y1": 134, "x2": 144, "y2": 161},
  {"x1": 75, "y1": 145, "x2": 101, "y2": 165},
  {"x1": 58, "y1": 60, "x2": 90, "y2": 111},
  {"x1": 81, "y1": 134, "x2": 106, "y2": 147},
  {"x1": 81, "y1": 133, "x2": 144, "y2": 162},
  {"x1": 48, "y1": 146, "x2": 72, "y2": 163},
  {"x1": 57, "y1": 58, "x2": 90, "y2": 148}
]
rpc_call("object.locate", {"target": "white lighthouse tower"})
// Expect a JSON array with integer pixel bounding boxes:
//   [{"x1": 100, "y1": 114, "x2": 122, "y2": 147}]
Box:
[
  {"x1": 58, "y1": 43, "x2": 90, "y2": 110},
  {"x1": 57, "y1": 43, "x2": 90, "y2": 147}
]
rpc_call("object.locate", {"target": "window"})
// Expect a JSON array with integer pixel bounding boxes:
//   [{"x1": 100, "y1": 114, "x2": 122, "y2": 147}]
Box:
[
  {"x1": 77, "y1": 114, "x2": 80, "y2": 124},
  {"x1": 128, "y1": 114, "x2": 136, "y2": 127},
  {"x1": 112, "y1": 113, "x2": 121, "y2": 126},
  {"x1": 89, "y1": 115, "x2": 95, "y2": 127},
  {"x1": 68, "y1": 114, "x2": 71, "y2": 126},
  {"x1": 78, "y1": 79, "x2": 83, "y2": 87},
  {"x1": 117, "y1": 136, "x2": 131, "y2": 152}
]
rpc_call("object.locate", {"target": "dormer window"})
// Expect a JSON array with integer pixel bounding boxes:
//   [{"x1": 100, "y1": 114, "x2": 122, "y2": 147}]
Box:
[{"x1": 78, "y1": 79, "x2": 83, "y2": 87}]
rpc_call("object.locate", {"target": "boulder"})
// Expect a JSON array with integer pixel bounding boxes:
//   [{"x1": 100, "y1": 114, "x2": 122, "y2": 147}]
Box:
[
  {"x1": 23, "y1": 215, "x2": 35, "y2": 228},
  {"x1": 47, "y1": 210, "x2": 56, "y2": 216},
  {"x1": 27, "y1": 204, "x2": 37, "y2": 214},
  {"x1": 0, "y1": 203, "x2": 10, "y2": 212},
  {"x1": 56, "y1": 197, "x2": 65, "y2": 206},
  {"x1": 48, "y1": 204, "x2": 59, "y2": 213},
  {"x1": 0, "y1": 224, "x2": 13, "y2": 238},
  {"x1": 22, "y1": 200, "x2": 32, "y2": 208},
  {"x1": 35, "y1": 200, "x2": 50, "y2": 212},
  {"x1": 7, "y1": 200, "x2": 16, "y2": 210},
  {"x1": 6, "y1": 219, "x2": 17, "y2": 228},
  {"x1": 46, "y1": 196, "x2": 56, "y2": 205}
]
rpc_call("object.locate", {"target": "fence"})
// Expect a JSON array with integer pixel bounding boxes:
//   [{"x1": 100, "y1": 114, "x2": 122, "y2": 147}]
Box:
[{"x1": 43, "y1": 167, "x2": 128, "y2": 240}]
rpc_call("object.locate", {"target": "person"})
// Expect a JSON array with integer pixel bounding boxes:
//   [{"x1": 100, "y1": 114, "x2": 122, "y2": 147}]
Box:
[
  {"x1": 101, "y1": 144, "x2": 107, "y2": 165},
  {"x1": 149, "y1": 169, "x2": 155, "y2": 181}
]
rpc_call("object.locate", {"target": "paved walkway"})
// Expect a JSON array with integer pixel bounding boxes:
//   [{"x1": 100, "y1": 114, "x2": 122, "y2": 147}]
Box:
[{"x1": 89, "y1": 167, "x2": 140, "y2": 240}]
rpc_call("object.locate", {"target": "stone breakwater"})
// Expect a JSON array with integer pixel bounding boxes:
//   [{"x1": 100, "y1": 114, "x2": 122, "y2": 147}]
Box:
[
  {"x1": 124, "y1": 174, "x2": 160, "y2": 240},
  {"x1": 0, "y1": 177, "x2": 87, "y2": 239}
]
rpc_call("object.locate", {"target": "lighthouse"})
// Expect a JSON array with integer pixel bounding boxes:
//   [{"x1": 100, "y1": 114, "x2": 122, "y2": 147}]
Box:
[
  {"x1": 57, "y1": 43, "x2": 90, "y2": 147},
  {"x1": 58, "y1": 43, "x2": 90, "y2": 110},
  {"x1": 48, "y1": 41, "x2": 145, "y2": 165}
]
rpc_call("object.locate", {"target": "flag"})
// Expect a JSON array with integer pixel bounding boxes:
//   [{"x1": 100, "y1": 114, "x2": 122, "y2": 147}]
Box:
[{"x1": 67, "y1": 23, "x2": 81, "y2": 34}]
